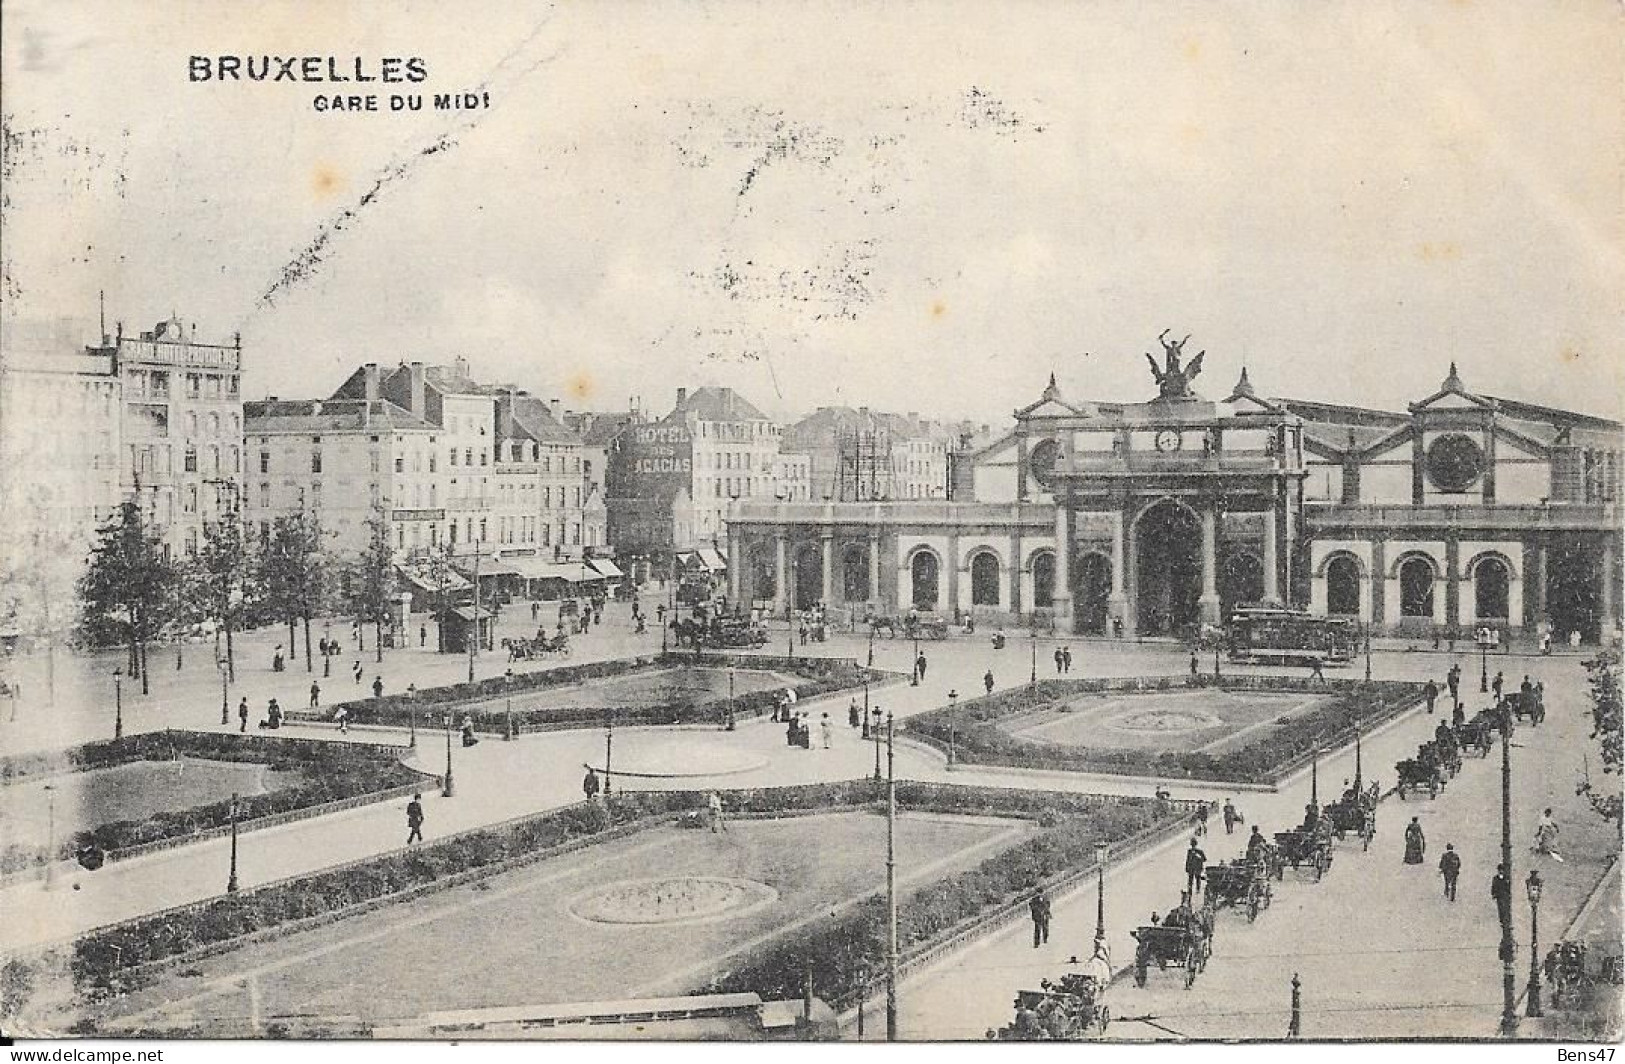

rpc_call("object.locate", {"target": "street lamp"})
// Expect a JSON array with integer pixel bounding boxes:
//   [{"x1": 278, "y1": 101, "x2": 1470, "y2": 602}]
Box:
[
  {"x1": 726, "y1": 665, "x2": 737, "y2": 731},
  {"x1": 867, "y1": 624, "x2": 875, "y2": 668},
  {"x1": 406, "y1": 683, "x2": 417, "y2": 749},
  {"x1": 1094, "y1": 841, "x2": 1109, "y2": 950},
  {"x1": 227, "y1": 791, "x2": 240, "y2": 893},
  {"x1": 1031, "y1": 630, "x2": 1039, "y2": 685},
  {"x1": 946, "y1": 689, "x2": 959, "y2": 767},
  {"x1": 1527, "y1": 870, "x2": 1545, "y2": 1018},
  {"x1": 442, "y1": 714, "x2": 456, "y2": 798},
  {"x1": 910, "y1": 632, "x2": 920, "y2": 687},
  {"x1": 217, "y1": 657, "x2": 229, "y2": 726},
  {"x1": 1499, "y1": 715, "x2": 1518, "y2": 1036},
  {"x1": 1363, "y1": 621, "x2": 1372, "y2": 684},
  {"x1": 872, "y1": 706, "x2": 884, "y2": 781},
  {"x1": 603, "y1": 708, "x2": 615, "y2": 797},
  {"x1": 42, "y1": 784, "x2": 55, "y2": 890},
  {"x1": 113, "y1": 669, "x2": 123, "y2": 740},
  {"x1": 1480, "y1": 628, "x2": 1491, "y2": 694},
  {"x1": 322, "y1": 622, "x2": 332, "y2": 678}
]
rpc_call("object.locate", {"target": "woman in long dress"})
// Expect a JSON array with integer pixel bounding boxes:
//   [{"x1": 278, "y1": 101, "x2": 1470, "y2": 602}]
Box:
[{"x1": 1403, "y1": 816, "x2": 1426, "y2": 865}]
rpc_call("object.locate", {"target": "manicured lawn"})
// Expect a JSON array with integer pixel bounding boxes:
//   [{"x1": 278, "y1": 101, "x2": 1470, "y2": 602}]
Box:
[
  {"x1": 1002, "y1": 689, "x2": 1326, "y2": 756},
  {"x1": 503, "y1": 666, "x2": 788, "y2": 712},
  {"x1": 0, "y1": 758, "x2": 307, "y2": 853},
  {"x1": 97, "y1": 811, "x2": 1030, "y2": 1031}
]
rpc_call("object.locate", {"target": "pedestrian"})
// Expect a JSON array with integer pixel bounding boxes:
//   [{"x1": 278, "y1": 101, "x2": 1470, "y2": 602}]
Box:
[
  {"x1": 406, "y1": 793, "x2": 424, "y2": 845},
  {"x1": 1190, "y1": 651, "x2": 1199, "y2": 677},
  {"x1": 708, "y1": 791, "x2": 727, "y2": 833},
  {"x1": 582, "y1": 766, "x2": 600, "y2": 801},
  {"x1": 237, "y1": 696, "x2": 249, "y2": 733},
  {"x1": 1533, "y1": 807, "x2": 1562, "y2": 860},
  {"x1": 1438, "y1": 843, "x2": 1461, "y2": 901},
  {"x1": 1054, "y1": 647, "x2": 1065, "y2": 675},
  {"x1": 848, "y1": 699, "x2": 860, "y2": 729},
  {"x1": 1029, "y1": 887, "x2": 1051, "y2": 948},
  {"x1": 785, "y1": 713, "x2": 798, "y2": 747},
  {"x1": 372, "y1": 675, "x2": 384, "y2": 700},
  {"x1": 334, "y1": 705, "x2": 349, "y2": 734},
  {"x1": 799, "y1": 624, "x2": 808, "y2": 646},
  {"x1": 1403, "y1": 816, "x2": 1426, "y2": 865},
  {"x1": 983, "y1": 669, "x2": 994, "y2": 695},
  {"x1": 1184, "y1": 838, "x2": 1207, "y2": 897},
  {"x1": 420, "y1": 625, "x2": 428, "y2": 648},
  {"x1": 1451, "y1": 701, "x2": 1466, "y2": 729},
  {"x1": 1309, "y1": 657, "x2": 1326, "y2": 684},
  {"x1": 1194, "y1": 802, "x2": 1210, "y2": 837},
  {"x1": 1062, "y1": 646, "x2": 1072, "y2": 673},
  {"x1": 916, "y1": 653, "x2": 928, "y2": 681},
  {"x1": 1245, "y1": 825, "x2": 1267, "y2": 866},
  {"x1": 1424, "y1": 678, "x2": 1438, "y2": 714},
  {"x1": 1491, "y1": 863, "x2": 1513, "y2": 927},
  {"x1": 1492, "y1": 671, "x2": 1504, "y2": 701},
  {"x1": 353, "y1": 660, "x2": 364, "y2": 685},
  {"x1": 309, "y1": 680, "x2": 321, "y2": 709},
  {"x1": 1222, "y1": 798, "x2": 1238, "y2": 835},
  {"x1": 820, "y1": 712, "x2": 834, "y2": 749}
]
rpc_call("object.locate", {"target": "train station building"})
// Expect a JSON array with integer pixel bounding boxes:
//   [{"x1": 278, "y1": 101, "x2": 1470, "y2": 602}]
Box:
[{"x1": 726, "y1": 342, "x2": 1622, "y2": 642}]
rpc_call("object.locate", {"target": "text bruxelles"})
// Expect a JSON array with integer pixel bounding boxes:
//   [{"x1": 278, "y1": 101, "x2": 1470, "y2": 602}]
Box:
[{"x1": 188, "y1": 56, "x2": 428, "y2": 83}]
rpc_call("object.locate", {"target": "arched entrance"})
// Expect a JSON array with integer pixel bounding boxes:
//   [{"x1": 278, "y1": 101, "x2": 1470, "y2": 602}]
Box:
[
  {"x1": 793, "y1": 544, "x2": 823, "y2": 610},
  {"x1": 910, "y1": 551, "x2": 940, "y2": 610},
  {"x1": 1548, "y1": 540, "x2": 1601, "y2": 642},
  {"x1": 840, "y1": 546, "x2": 869, "y2": 603},
  {"x1": 749, "y1": 546, "x2": 777, "y2": 604},
  {"x1": 1220, "y1": 551, "x2": 1264, "y2": 619},
  {"x1": 1075, "y1": 552, "x2": 1111, "y2": 634},
  {"x1": 1134, "y1": 501, "x2": 1201, "y2": 635},
  {"x1": 1398, "y1": 556, "x2": 1435, "y2": 620},
  {"x1": 1326, "y1": 555, "x2": 1361, "y2": 615},
  {"x1": 1473, "y1": 556, "x2": 1510, "y2": 622},
  {"x1": 970, "y1": 551, "x2": 1001, "y2": 606},
  {"x1": 1031, "y1": 551, "x2": 1056, "y2": 609}
]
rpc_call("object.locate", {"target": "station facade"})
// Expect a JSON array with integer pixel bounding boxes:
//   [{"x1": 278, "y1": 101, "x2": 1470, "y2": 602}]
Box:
[{"x1": 726, "y1": 345, "x2": 1622, "y2": 642}]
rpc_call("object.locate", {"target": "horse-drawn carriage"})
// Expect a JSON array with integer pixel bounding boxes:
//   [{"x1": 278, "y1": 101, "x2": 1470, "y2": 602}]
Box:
[
  {"x1": 869, "y1": 613, "x2": 951, "y2": 640},
  {"x1": 1322, "y1": 785, "x2": 1379, "y2": 850},
  {"x1": 502, "y1": 631, "x2": 571, "y2": 661},
  {"x1": 992, "y1": 960, "x2": 1113, "y2": 1039},
  {"x1": 1272, "y1": 826, "x2": 1333, "y2": 880},
  {"x1": 1543, "y1": 941, "x2": 1625, "y2": 1009},
  {"x1": 1132, "y1": 911, "x2": 1214, "y2": 988},
  {"x1": 1508, "y1": 690, "x2": 1546, "y2": 725},
  {"x1": 1456, "y1": 712, "x2": 1496, "y2": 757},
  {"x1": 703, "y1": 618, "x2": 769, "y2": 649},
  {"x1": 1203, "y1": 859, "x2": 1274, "y2": 922},
  {"x1": 1394, "y1": 755, "x2": 1445, "y2": 799}
]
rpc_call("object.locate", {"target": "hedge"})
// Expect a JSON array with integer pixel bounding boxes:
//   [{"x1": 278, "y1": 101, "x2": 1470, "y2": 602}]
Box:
[
  {"x1": 65, "y1": 780, "x2": 1169, "y2": 997},
  {"x1": 903, "y1": 676, "x2": 1424, "y2": 784},
  {"x1": 303, "y1": 654, "x2": 881, "y2": 733},
  {"x1": 0, "y1": 731, "x2": 420, "y2": 875}
]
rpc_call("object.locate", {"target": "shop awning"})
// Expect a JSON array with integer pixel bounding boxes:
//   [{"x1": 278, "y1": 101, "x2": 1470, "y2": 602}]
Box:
[
  {"x1": 697, "y1": 547, "x2": 728, "y2": 571},
  {"x1": 396, "y1": 564, "x2": 471, "y2": 592},
  {"x1": 509, "y1": 559, "x2": 601, "y2": 584},
  {"x1": 449, "y1": 605, "x2": 496, "y2": 622},
  {"x1": 464, "y1": 558, "x2": 524, "y2": 578},
  {"x1": 586, "y1": 558, "x2": 624, "y2": 579}
]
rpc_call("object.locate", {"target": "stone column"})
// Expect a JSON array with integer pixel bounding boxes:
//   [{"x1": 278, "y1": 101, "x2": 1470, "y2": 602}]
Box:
[
  {"x1": 773, "y1": 532, "x2": 788, "y2": 617},
  {"x1": 868, "y1": 532, "x2": 881, "y2": 605},
  {"x1": 1444, "y1": 534, "x2": 1461, "y2": 632},
  {"x1": 945, "y1": 530, "x2": 960, "y2": 616},
  {"x1": 1009, "y1": 530, "x2": 1024, "y2": 621},
  {"x1": 727, "y1": 529, "x2": 745, "y2": 606},
  {"x1": 1108, "y1": 507, "x2": 1127, "y2": 630},
  {"x1": 1535, "y1": 542, "x2": 1547, "y2": 621},
  {"x1": 1051, "y1": 500, "x2": 1073, "y2": 633},
  {"x1": 1262, "y1": 507, "x2": 1279, "y2": 601},
  {"x1": 1370, "y1": 538, "x2": 1387, "y2": 629},
  {"x1": 820, "y1": 533, "x2": 834, "y2": 607},
  {"x1": 1602, "y1": 536, "x2": 1617, "y2": 637},
  {"x1": 1200, "y1": 503, "x2": 1221, "y2": 625}
]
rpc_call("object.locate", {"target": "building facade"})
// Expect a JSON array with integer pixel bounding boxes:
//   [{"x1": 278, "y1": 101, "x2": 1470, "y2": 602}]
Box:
[{"x1": 728, "y1": 345, "x2": 1622, "y2": 643}]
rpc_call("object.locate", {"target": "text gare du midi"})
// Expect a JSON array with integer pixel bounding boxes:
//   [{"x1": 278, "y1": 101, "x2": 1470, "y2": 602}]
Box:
[{"x1": 186, "y1": 55, "x2": 488, "y2": 113}]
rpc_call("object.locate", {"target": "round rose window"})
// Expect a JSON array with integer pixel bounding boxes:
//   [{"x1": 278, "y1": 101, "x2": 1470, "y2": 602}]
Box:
[
  {"x1": 1028, "y1": 438, "x2": 1062, "y2": 488},
  {"x1": 1426, "y1": 434, "x2": 1485, "y2": 493}
]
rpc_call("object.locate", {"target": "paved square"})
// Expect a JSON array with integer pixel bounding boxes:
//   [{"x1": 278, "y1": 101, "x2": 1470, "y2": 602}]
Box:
[{"x1": 1000, "y1": 689, "x2": 1326, "y2": 756}]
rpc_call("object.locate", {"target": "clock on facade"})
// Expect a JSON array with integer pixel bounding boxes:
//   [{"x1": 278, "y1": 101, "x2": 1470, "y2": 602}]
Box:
[
  {"x1": 1154, "y1": 429, "x2": 1183, "y2": 453},
  {"x1": 1028, "y1": 437, "x2": 1062, "y2": 488},
  {"x1": 1426, "y1": 433, "x2": 1485, "y2": 493}
]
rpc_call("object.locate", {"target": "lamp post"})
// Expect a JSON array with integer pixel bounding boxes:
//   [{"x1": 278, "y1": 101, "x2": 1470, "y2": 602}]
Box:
[
  {"x1": 322, "y1": 622, "x2": 332, "y2": 678},
  {"x1": 1364, "y1": 621, "x2": 1372, "y2": 684},
  {"x1": 406, "y1": 684, "x2": 417, "y2": 749},
  {"x1": 1527, "y1": 870, "x2": 1545, "y2": 1018},
  {"x1": 872, "y1": 706, "x2": 883, "y2": 781},
  {"x1": 884, "y1": 709, "x2": 898, "y2": 1042},
  {"x1": 726, "y1": 665, "x2": 737, "y2": 731},
  {"x1": 42, "y1": 784, "x2": 55, "y2": 890},
  {"x1": 603, "y1": 709, "x2": 614, "y2": 797},
  {"x1": 227, "y1": 791, "x2": 240, "y2": 893},
  {"x1": 910, "y1": 632, "x2": 919, "y2": 687},
  {"x1": 867, "y1": 624, "x2": 875, "y2": 668},
  {"x1": 1030, "y1": 630, "x2": 1038, "y2": 686},
  {"x1": 442, "y1": 714, "x2": 456, "y2": 798},
  {"x1": 1499, "y1": 716, "x2": 1518, "y2": 1036},
  {"x1": 113, "y1": 669, "x2": 123, "y2": 740},
  {"x1": 946, "y1": 689, "x2": 959, "y2": 767},
  {"x1": 217, "y1": 657, "x2": 229, "y2": 726},
  {"x1": 1093, "y1": 841, "x2": 1109, "y2": 950},
  {"x1": 1481, "y1": 629, "x2": 1491, "y2": 693}
]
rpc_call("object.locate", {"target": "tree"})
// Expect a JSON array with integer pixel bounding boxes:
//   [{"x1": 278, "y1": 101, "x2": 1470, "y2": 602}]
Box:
[
  {"x1": 422, "y1": 547, "x2": 456, "y2": 654},
  {"x1": 258, "y1": 512, "x2": 330, "y2": 674},
  {"x1": 196, "y1": 486, "x2": 256, "y2": 681},
  {"x1": 78, "y1": 501, "x2": 177, "y2": 695},
  {"x1": 1577, "y1": 647, "x2": 1622, "y2": 834},
  {"x1": 344, "y1": 504, "x2": 396, "y2": 665}
]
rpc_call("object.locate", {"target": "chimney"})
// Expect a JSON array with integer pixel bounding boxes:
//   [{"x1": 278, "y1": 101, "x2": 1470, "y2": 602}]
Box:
[
  {"x1": 409, "y1": 362, "x2": 427, "y2": 417},
  {"x1": 501, "y1": 388, "x2": 518, "y2": 440},
  {"x1": 454, "y1": 355, "x2": 471, "y2": 380},
  {"x1": 676, "y1": 387, "x2": 688, "y2": 409},
  {"x1": 549, "y1": 398, "x2": 561, "y2": 420},
  {"x1": 312, "y1": 400, "x2": 323, "y2": 417},
  {"x1": 363, "y1": 362, "x2": 381, "y2": 401}
]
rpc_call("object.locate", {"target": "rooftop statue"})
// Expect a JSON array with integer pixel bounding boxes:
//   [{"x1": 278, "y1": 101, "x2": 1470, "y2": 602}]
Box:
[{"x1": 1146, "y1": 330, "x2": 1205, "y2": 400}]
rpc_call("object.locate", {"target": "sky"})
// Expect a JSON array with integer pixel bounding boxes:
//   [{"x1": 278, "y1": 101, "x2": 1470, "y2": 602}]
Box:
[{"x1": 2, "y1": 0, "x2": 1622, "y2": 425}]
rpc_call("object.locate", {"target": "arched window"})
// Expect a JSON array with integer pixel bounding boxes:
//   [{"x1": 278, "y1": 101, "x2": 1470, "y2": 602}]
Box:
[
  {"x1": 910, "y1": 551, "x2": 940, "y2": 609},
  {"x1": 1031, "y1": 551, "x2": 1056, "y2": 608},
  {"x1": 1399, "y1": 557, "x2": 1435, "y2": 618},
  {"x1": 970, "y1": 551, "x2": 1001, "y2": 606},
  {"x1": 1474, "y1": 556, "x2": 1511, "y2": 620},
  {"x1": 1326, "y1": 556, "x2": 1361, "y2": 615}
]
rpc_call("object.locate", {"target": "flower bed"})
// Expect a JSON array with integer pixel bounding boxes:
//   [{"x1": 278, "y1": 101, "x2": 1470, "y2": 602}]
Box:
[
  {"x1": 64, "y1": 780, "x2": 1175, "y2": 999},
  {"x1": 903, "y1": 676, "x2": 1424, "y2": 784},
  {"x1": 295, "y1": 654, "x2": 881, "y2": 732},
  {"x1": 0, "y1": 731, "x2": 422, "y2": 875}
]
